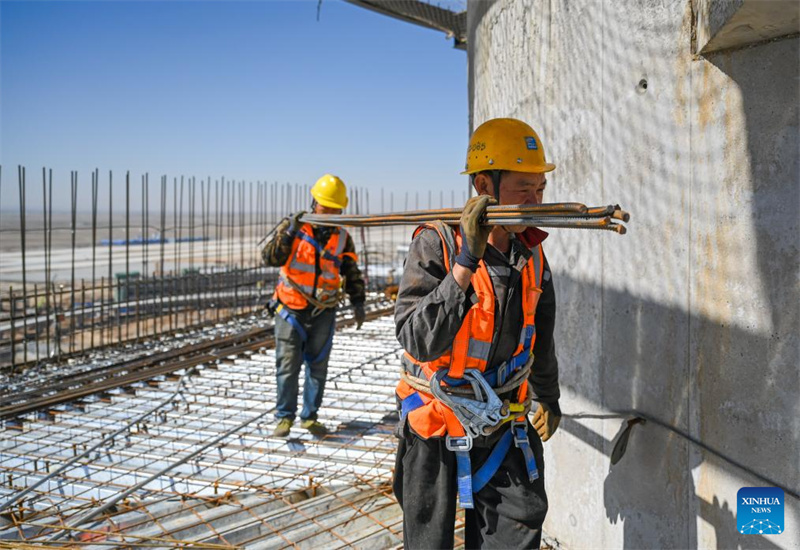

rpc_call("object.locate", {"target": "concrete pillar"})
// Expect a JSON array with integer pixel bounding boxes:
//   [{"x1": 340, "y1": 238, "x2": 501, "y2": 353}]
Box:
[{"x1": 467, "y1": 0, "x2": 798, "y2": 547}]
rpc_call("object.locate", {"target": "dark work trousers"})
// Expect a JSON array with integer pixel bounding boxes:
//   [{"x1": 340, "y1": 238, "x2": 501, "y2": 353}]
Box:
[
  {"x1": 274, "y1": 305, "x2": 336, "y2": 422},
  {"x1": 393, "y1": 421, "x2": 548, "y2": 549}
]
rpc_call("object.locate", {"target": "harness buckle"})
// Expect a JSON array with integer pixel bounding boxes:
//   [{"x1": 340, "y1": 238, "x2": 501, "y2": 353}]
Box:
[
  {"x1": 496, "y1": 362, "x2": 509, "y2": 386},
  {"x1": 446, "y1": 435, "x2": 473, "y2": 452},
  {"x1": 511, "y1": 419, "x2": 529, "y2": 447}
]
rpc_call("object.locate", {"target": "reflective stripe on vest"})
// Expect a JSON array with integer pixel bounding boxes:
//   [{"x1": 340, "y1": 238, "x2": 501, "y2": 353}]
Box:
[
  {"x1": 397, "y1": 221, "x2": 544, "y2": 440},
  {"x1": 274, "y1": 223, "x2": 355, "y2": 310}
]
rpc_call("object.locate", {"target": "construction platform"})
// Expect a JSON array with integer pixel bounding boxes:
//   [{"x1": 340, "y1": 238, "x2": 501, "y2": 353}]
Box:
[{"x1": 0, "y1": 312, "x2": 456, "y2": 548}]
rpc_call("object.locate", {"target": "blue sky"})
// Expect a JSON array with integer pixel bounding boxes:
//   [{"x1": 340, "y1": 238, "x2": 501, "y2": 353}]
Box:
[{"x1": 0, "y1": 0, "x2": 468, "y2": 210}]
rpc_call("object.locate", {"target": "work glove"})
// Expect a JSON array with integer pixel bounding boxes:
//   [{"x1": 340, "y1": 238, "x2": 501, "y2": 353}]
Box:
[
  {"x1": 532, "y1": 401, "x2": 561, "y2": 442},
  {"x1": 354, "y1": 304, "x2": 366, "y2": 330},
  {"x1": 287, "y1": 211, "x2": 306, "y2": 236},
  {"x1": 280, "y1": 211, "x2": 306, "y2": 246},
  {"x1": 455, "y1": 195, "x2": 496, "y2": 272}
]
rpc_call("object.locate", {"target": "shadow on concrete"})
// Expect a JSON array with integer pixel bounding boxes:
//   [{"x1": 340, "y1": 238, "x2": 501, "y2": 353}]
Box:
[{"x1": 557, "y1": 265, "x2": 797, "y2": 548}]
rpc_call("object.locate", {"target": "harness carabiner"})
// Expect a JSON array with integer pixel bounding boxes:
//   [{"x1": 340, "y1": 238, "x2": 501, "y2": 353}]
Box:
[{"x1": 429, "y1": 369, "x2": 509, "y2": 438}]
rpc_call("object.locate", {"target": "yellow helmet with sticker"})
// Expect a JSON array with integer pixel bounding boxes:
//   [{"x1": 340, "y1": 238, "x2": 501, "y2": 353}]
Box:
[{"x1": 462, "y1": 118, "x2": 556, "y2": 175}]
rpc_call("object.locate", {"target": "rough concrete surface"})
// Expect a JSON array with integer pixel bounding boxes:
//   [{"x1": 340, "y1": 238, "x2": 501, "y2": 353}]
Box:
[
  {"x1": 695, "y1": 0, "x2": 800, "y2": 54},
  {"x1": 468, "y1": 0, "x2": 799, "y2": 547}
]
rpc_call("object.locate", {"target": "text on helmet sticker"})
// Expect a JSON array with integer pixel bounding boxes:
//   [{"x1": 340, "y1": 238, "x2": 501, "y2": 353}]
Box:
[{"x1": 525, "y1": 136, "x2": 538, "y2": 150}]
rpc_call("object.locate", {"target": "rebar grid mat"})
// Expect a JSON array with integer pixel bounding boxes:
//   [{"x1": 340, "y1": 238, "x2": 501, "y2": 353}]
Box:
[{"x1": 0, "y1": 315, "x2": 441, "y2": 548}]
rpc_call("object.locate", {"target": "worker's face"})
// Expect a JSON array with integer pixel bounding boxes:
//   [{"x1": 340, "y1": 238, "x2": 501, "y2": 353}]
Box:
[
  {"x1": 497, "y1": 171, "x2": 547, "y2": 206},
  {"x1": 313, "y1": 203, "x2": 343, "y2": 215},
  {"x1": 474, "y1": 170, "x2": 548, "y2": 233}
]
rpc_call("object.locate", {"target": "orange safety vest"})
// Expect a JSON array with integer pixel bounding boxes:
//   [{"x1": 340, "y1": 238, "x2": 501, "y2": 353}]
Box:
[
  {"x1": 396, "y1": 221, "x2": 545, "y2": 439},
  {"x1": 274, "y1": 223, "x2": 357, "y2": 310}
]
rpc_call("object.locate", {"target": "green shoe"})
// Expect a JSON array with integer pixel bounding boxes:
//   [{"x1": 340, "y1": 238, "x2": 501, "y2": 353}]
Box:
[
  {"x1": 300, "y1": 419, "x2": 329, "y2": 436},
  {"x1": 273, "y1": 418, "x2": 293, "y2": 437}
]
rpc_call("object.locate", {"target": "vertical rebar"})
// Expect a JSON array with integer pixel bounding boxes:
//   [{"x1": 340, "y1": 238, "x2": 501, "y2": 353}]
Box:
[
  {"x1": 99, "y1": 276, "x2": 106, "y2": 347},
  {"x1": 189, "y1": 176, "x2": 195, "y2": 274},
  {"x1": 18, "y1": 166, "x2": 29, "y2": 365},
  {"x1": 215, "y1": 179, "x2": 221, "y2": 323},
  {"x1": 48, "y1": 169, "x2": 53, "y2": 333},
  {"x1": 108, "y1": 171, "x2": 114, "y2": 344},
  {"x1": 143, "y1": 173, "x2": 149, "y2": 337},
  {"x1": 228, "y1": 179, "x2": 234, "y2": 273},
  {"x1": 239, "y1": 181, "x2": 244, "y2": 277},
  {"x1": 159, "y1": 175, "x2": 167, "y2": 335},
  {"x1": 33, "y1": 283, "x2": 40, "y2": 363},
  {"x1": 135, "y1": 275, "x2": 140, "y2": 343},
  {"x1": 390, "y1": 191, "x2": 395, "y2": 275},
  {"x1": 249, "y1": 181, "x2": 254, "y2": 269},
  {"x1": 42, "y1": 168, "x2": 51, "y2": 359},
  {"x1": 9, "y1": 286, "x2": 15, "y2": 371},
  {"x1": 70, "y1": 171, "x2": 77, "y2": 354},
  {"x1": 142, "y1": 174, "x2": 147, "y2": 280},
  {"x1": 91, "y1": 170, "x2": 98, "y2": 349},
  {"x1": 80, "y1": 279, "x2": 86, "y2": 352},
  {"x1": 178, "y1": 176, "x2": 185, "y2": 328},
  {"x1": 124, "y1": 171, "x2": 130, "y2": 343}
]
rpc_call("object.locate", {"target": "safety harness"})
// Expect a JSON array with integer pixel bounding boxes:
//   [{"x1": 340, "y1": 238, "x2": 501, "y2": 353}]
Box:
[
  {"x1": 396, "y1": 221, "x2": 544, "y2": 508},
  {"x1": 271, "y1": 223, "x2": 355, "y2": 363}
]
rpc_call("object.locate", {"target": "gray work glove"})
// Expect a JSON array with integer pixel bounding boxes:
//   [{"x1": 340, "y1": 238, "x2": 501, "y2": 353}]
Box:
[
  {"x1": 455, "y1": 195, "x2": 496, "y2": 272},
  {"x1": 354, "y1": 304, "x2": 366, "y2": 330},
  {"x1": 532, "y1": 401, "x2": 562, "y2": 442}
]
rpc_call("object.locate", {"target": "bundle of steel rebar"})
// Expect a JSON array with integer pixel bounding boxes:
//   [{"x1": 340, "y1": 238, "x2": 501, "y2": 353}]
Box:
[{"x1": 301, "y1": 203, "x2": 630, "y2": 234}]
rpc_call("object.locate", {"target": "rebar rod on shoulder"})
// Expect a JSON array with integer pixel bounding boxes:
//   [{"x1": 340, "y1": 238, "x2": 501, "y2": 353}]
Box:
[{"x1": 300, "y1": 202, "x2": 630, "y2": 234}]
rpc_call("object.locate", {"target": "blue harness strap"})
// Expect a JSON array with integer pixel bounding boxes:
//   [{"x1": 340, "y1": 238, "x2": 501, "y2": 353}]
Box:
[
  {"x1": 274, "y1": 302, "x2": 335, "y2": 364},
  {"x1": 275, "y1": 303, "x2": 307, "y2": 341},
  {"x1": 446, "y1": 436, "x2": 474, "y2": 509},
  {"x1": 401, "y1": 392, "x2": 425, "y2": 422},
  {"x1": 471, "y1": 428, "x2": 513, "y2": 493},
  {"x1": 471, "y1": 422, "x2": 539, "y2": 494},
  {"x1": 443, "y1": 325, "x2": 535, "y2": 388},
  {"x1": 397, "y1": 393, "x2": 538, "y2": 508},
  {"x1": 512, "y1": 420, "x2": 540, "y2": 482},
  {"x1": 298, "y1": 232, "x2": 342, "y2": 269}
]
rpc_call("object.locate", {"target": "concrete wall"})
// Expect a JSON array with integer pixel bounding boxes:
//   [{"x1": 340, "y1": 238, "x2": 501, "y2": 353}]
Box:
[{"x1": 467, "y1": 0, "x2": 799, "y2": 547}]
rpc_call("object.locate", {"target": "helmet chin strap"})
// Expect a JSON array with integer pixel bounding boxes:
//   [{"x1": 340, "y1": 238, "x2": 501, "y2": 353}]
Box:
[{"x1": 490, "y1": 170, "x2": 503, "y2": 201}]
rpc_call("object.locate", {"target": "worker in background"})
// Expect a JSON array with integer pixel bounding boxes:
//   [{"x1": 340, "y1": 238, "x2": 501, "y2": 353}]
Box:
[
  {"x1": 262, "y1": 174, "x2": 366, "y2": 437},
  {"x1": 393, "y1": 118, "x2": 561, "y2": 548}
]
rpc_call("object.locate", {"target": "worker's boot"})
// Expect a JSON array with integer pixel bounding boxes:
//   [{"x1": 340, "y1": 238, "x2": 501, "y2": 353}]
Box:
[
  {"x1": 273, "y1": 418, "x2": 293, "y2": 437},
  {"x1": 300, "y1": 419, "x2": 329, "y2": 436}
]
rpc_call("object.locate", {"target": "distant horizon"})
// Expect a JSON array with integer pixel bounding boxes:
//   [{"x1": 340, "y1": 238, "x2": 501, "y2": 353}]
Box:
[{"x1": 1, "y1": 1, "x2": 469, "y2": 212}]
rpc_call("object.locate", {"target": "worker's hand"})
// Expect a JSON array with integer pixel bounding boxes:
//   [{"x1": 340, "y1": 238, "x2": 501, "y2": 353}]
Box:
[
  {"x1": 532, "y1": 402, "x2": 561, "y2": 442},
  {"x1": 354, "y1": 304, "x2": 366, "y2": 330},
  {"x1": 455, "y1": 195, "x2": 496, "y2": 272},
  {"x1": 287, "y1": 211, "x2": 306, "y2": 236}
]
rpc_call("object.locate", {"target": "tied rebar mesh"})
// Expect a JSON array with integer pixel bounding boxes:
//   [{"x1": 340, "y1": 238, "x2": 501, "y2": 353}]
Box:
[{"x1": 0, "y1": 315, "x2": 465, "y2": 548}]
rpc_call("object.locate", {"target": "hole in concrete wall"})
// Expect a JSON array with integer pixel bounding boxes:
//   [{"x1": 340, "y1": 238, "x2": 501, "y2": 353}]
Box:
[{"x1": 637, "y1": 78, "x2": 648, "y2": 94}]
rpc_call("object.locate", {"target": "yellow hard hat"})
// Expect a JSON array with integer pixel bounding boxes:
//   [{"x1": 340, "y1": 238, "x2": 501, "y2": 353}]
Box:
[
  {"x1": 310, "y1": 174, "x2": 348, "y2": 209},
  {"x1": 462, "y1": 118, "x2": 556, "y2": 175}
]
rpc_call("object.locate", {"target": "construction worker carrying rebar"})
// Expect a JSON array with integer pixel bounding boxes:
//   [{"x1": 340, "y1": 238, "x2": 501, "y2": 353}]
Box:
[
  {"x1": 262, "y1": 174, "x2": 366, "y2": 437},
  {"x1": 393, "y1": 118, "x2": 562, "y2": 548}
]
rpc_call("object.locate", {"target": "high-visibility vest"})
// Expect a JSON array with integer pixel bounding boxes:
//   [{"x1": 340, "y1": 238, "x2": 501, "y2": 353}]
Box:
[
  {"x1": 274, "y1": 223, "x2": 357, "y2": 310},
  {"x1": 396, "y1": 221, "x2": 545, "y2": 439}
]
